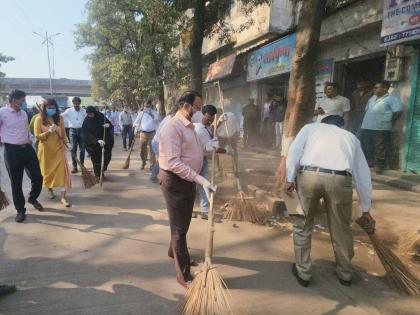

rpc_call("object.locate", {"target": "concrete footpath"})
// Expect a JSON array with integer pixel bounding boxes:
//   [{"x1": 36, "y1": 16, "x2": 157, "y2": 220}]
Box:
[{"x1": 0, "y1": 140, "x2": 418, "y2": 315}]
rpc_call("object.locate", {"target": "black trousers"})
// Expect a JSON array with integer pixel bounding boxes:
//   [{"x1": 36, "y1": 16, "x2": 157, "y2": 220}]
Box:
[
  {"x1": 69, "y1": 128, "x2": 85, "y2": 168},
  {"x1": 88, "y1": 147, "x2": 112, "y2": 177},
  {"x1": 159, "y1": 170, "x2": 196, "y2": 281},
  {"x1": 4, "y1": 144, "x2": 43, "y2": 213},
  {"x1": 360, "y1": 129, "x2": 390, "y2": 170}
]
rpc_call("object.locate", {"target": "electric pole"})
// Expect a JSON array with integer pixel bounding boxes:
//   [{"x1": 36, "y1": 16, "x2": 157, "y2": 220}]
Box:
[{"x1": 33, "y1": 31, "x2": 60, "y2": 95}]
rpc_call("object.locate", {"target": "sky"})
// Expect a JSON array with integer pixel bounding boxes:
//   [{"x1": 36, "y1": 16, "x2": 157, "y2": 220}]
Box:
[{"x1": 0, "y1": 0, "x2": 92, "y2": 80}]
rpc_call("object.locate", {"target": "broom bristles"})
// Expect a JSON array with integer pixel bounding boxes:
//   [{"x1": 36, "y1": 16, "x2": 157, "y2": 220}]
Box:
[
  {"x1": 0, "y1": 190, "x2": 10, "y2": 211},
  {"x1": 223, "y1": 193, "x2": 269, "y2": 224},
  {"x1": 180, "y1": 263, "x2": 232, "y2": 315},
  {"x1": 122, "y1": 156, "x2": 130, "y2": 170},
  {"x1": 356, "y1": 217, "x2": 420, "y2": 296},
  {"x1": 80, "y1": 164, "x2": 97, "y2": 189}
]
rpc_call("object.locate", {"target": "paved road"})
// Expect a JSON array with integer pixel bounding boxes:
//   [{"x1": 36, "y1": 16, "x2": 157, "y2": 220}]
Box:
[{"x1": 0, "y1": 140, "x2": 418, "y2": 314}]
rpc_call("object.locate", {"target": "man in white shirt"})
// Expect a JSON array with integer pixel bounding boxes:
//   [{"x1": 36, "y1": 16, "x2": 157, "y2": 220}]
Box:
[
  {"x1": 284, "y1": 115, "x2": 375, "y2": 287},
  {"x1": 61, "y1": 97, "x2": 87, "y2": 173},
  {"x1": 119, "y1": 105, "x2": 134, "y2": 151},
  {"x1": 314, "y1": 82, "x2": 350, "y2": 129},
  {"x1": 194, "y1": 105, "x2": 219, "y2": 219},
  {"x1": 133, "y1": 99, "x2": 160, "y2": 169}
]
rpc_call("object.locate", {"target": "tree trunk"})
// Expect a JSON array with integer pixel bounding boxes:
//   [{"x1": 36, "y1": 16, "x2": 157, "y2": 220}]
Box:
[
  {"x1": 158, "y1": 79, "x2": 166, "y2": 116},
  {"x1": 188, "y1": 0, "x2": 206, "y2": 94},
  {"x1": 277, "y1": 0, "x2": 327, "y2": 184}
]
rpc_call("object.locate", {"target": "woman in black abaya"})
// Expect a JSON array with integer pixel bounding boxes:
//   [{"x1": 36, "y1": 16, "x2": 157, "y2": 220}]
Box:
[{"x1": 82, "y1": 106, "x2": 114, "y2": 179}]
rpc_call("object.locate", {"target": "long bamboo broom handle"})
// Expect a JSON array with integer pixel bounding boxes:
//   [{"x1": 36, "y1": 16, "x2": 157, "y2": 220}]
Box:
[
  {"x1": 205, "y1": 115, "x2": 217, "y2": 262},
  {"x1": 99, "y1": 112, "x2": 107, "y2": 186},
  {"x1": 217, "y1": 82, "x2": 242, "y2": 192}
]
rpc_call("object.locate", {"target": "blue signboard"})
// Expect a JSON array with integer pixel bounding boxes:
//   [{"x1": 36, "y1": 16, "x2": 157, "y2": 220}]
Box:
[{"x1": 247, "y1": 33, "x2": 296, "y2": 82}]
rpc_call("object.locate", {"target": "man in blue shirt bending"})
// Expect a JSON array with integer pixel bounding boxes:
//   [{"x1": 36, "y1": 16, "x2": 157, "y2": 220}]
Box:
[{"x1": 360, "y1": 81, "x2": 403, "y2": 174}]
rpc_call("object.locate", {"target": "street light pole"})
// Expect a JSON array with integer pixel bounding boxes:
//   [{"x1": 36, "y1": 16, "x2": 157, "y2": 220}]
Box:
[
  {"x1": 45, "y1": 32, "x2": 53, "y2": 95},
  {"x1": 33, "y1": 31, "x2": 61, "y2": 95}
]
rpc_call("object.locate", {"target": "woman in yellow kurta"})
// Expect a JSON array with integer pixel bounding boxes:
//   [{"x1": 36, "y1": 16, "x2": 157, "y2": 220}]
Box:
[{"x1": 34, "y1": 99, "x2": 72, "y2": 207}]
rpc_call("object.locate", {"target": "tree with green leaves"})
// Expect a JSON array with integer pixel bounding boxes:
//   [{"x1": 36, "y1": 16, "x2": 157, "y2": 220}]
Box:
[
  {"x1": 75, "y1": 0, "x2": 186, "y2": 111},
  {"x1": 174, "y1": 0, "x2": 269, "y2": 94},
  {"x1": 0, "y1": 53, "x2": 14, "y2": 101}
]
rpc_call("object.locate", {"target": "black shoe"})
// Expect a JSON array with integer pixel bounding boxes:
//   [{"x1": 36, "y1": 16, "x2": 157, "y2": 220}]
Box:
[
  {"x1": 292, "y1": 264, "x2": 310, "y2": 287},
  {"x1": 0, "y1": 284, "x2": 16, "y2": 296},
  {"x1": 29, "y1": 200, "x2": 44, "y2": 212},
  {"x1": 338, "y1": 278, "x2": 351, "y2": 287},
  {"x1": 71, "y1": 168, "x2": 78, "y2": 174},
  {"x1": 200, "y1": 213, "x2": 208, "y2": 220},
  {"x1": 141, "y1": 162, "x2": 146, "y2": 170},
  {"x1": 15, "y1": 213, "x2": 26, "y2": 223}
]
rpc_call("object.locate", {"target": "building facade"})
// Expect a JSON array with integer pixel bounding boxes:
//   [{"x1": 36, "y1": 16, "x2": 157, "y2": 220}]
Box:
[{"x1": 201, "y1": 0, "x2": 420, "y2": 171}]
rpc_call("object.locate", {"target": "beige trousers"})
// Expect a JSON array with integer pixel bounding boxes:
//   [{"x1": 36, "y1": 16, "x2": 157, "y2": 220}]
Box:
[
  {"x1": 293, "y1": 171, "x2": 354, "y2": 281},
  {"x1": 140, "y1": 131, "x2": 156, "y2": 165}
]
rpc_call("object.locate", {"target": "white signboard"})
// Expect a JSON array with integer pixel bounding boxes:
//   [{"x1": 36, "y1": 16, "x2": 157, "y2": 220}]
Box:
[{"x1": 381, "y1": 0, "x2": 420, "y2": 46}]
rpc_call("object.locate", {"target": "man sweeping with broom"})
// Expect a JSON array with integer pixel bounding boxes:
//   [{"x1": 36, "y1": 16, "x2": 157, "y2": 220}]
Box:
[
  {"x1": 159, "y1": 91, "x2": 216, "y2": 288},
  {"x1": 284, "y1": 115, "x2": 375, "y2": 287}
]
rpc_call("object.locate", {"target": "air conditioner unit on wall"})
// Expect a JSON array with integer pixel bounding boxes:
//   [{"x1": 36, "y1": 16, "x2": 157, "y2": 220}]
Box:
[{"x1": 384, "y1": 45, "x2": 404, "y2": 82}]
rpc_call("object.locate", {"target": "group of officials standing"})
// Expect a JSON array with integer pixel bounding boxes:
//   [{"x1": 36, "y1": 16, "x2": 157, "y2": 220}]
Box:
[{"x1": 0, "y1": 83, "x2": 397, "y2": 293}]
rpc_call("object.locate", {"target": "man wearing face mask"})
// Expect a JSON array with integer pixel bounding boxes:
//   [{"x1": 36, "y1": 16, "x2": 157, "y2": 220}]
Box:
[
  {"x1": 159, "y1": 91, "x2": 215, "y2": 288},
  {"x1": 0, "y1": 90, "x2": 44, "y2": 223},
  {"x1": 133, "y1": 99, "x2": 159, "y2": 170},
  {"x1": 61, "y1": 97, "x2": 87, "y2": 174}
]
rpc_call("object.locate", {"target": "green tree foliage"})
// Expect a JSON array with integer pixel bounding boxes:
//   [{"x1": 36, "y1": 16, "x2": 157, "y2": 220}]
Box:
[
  {"x1": 173, "y1": 0, "x2": 269, "y2": 93},
  {"x1": 75, "y1": 0, "x2": 187, "y2": 109},
  {"x1": 0, "y1": 53, "x2": 14, "y2": 100}
]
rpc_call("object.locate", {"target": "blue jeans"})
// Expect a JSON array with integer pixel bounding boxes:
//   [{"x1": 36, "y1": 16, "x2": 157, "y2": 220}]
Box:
[
  {"x1": 122, "y1": 124, "x2": 134, "y2": 149},
  {"x1": 150, "y1": 140, "x2": 159, "y2": 180},
  {"x1": 198, "y1": 158, "x2": 209, "y2": 213},
  {"x1": 69, "y1": 128, "x2": 85, "y2": 168}
]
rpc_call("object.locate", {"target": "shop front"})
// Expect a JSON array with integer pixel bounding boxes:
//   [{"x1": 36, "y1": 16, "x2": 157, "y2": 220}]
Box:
[
  {"x1": 203, "y1": 53, "x2": 251, "y2": 126},
  {"x1": 247, "y1": 33, "x2": 296, "y2": 116}
]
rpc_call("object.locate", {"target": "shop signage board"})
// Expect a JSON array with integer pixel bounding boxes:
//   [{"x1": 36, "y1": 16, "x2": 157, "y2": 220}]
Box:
[
  {"x1": 205, "y1": 53, "x2": 236, "y2": 82},
  {"x1": 315, "y1": 59, "x2": 334, "y2": 101},
  {"x1": 247, "y1": 33, "x2": 296, "y2": 82},
  {"x1": 380, "y1": 0, "x2": 420, "y2": 46}
]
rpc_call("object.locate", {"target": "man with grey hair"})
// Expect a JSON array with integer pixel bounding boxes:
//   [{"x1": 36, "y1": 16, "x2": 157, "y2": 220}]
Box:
[{"x1": 284, "y1": 115, "x2": 375, "y2": 287}]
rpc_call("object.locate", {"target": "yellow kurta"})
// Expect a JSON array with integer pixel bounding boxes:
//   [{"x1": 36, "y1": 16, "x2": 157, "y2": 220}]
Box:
[{"x1": 34, "y1": 116, "x2": 71, "y2": 189}]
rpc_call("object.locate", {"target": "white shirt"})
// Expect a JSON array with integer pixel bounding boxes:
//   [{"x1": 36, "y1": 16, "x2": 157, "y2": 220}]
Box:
[
  {"x1": 286, "y1": 122, "x2": 372, "y2": 212},
  {"x1": 153, "y1": 114, "x2": 172, "y2": 144},
  {"x1": 216, "y1": 112, "x2": 240, "y2": 138},
  {"x1": 191, "y1": 111, "x2": 203, "y2": 123},
  {"x1": 133, "y1": 108, "x2": 159, "y2": 132},
  {"x1": 194, "y1": 122, "x2": 214, "y2": 152},
  {"x1": 119, "y1": 111, "x2": 133, "y2": 126},
  {"x1": 315, "y1": 95, "x2": 350, "y2": 122},
  {"x1": 61, "y1": 107, "x2": 87, "y2": 129}
]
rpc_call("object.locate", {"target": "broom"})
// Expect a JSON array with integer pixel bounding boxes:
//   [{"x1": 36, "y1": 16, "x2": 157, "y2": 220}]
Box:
[
  {"x1": 122, "y1": 134, "x2": 137, "y2": 169},
  {"x1": 180, "y1": 138, "x2": 232, "y2": 315},
  {"x1": 122, "y1": 108, "x2": 144, "y2": 170},
  {"x1": 62, "y1": 137, "x2": 97, "y2": 189},
  {"x1": 216, "y1": 82, "x2": 266, "y2": 224},
  {"x1": 0, "y1": 176, "x2": 10, "y2": 210},
  {"x1": 99, "y1": 110, "x2": 107, "y2": 186},
  {"x1": 356, "y1": 216, "x2": 420, "y2": 296}
]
